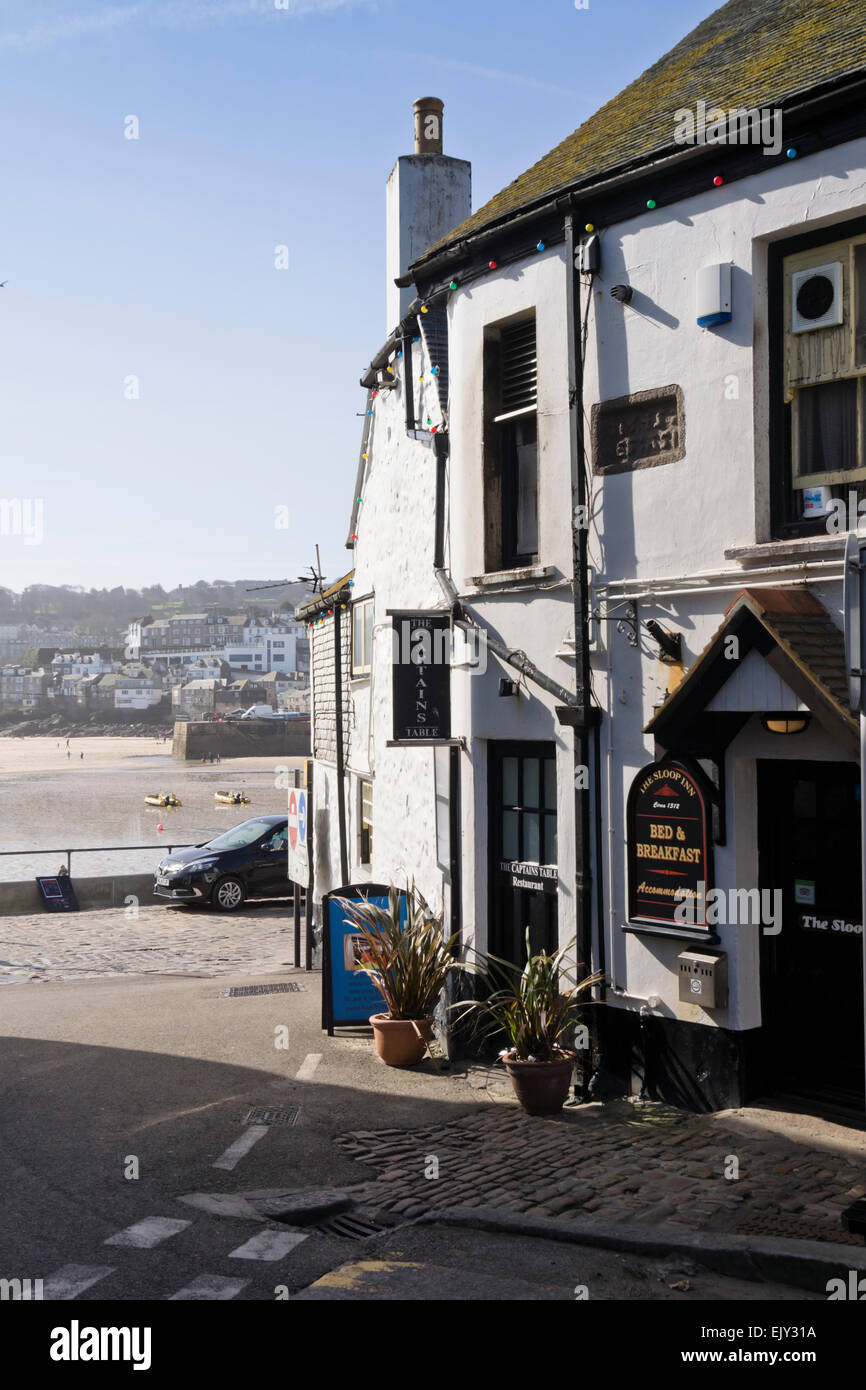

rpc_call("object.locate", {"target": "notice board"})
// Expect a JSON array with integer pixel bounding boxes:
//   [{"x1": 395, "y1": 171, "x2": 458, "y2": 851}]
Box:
[{"x1": 322, "y1": 883, "x2": 407, "y2": 1034}]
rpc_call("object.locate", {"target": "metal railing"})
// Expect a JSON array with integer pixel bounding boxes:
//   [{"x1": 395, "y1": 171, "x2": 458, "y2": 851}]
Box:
[{"x1": 0, "y1": 844, "x2": 196, "y2": 873}]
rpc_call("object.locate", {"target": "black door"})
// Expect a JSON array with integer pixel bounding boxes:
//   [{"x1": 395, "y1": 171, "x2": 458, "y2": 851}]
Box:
[
  {"x1": 489, "y1": 742, "x2": 558, "y2": 966},
  {"x1": 758, "y1": 759, "x2": 864, "y2": 1111}
]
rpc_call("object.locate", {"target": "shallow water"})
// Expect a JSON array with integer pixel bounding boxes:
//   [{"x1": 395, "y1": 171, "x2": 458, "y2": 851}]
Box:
[{"x1": 0, "y1": 738, "x2": 299, "y2": 881}]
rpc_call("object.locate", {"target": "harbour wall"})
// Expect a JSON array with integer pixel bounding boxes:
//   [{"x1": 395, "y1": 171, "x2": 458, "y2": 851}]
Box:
[{"x1": 173, "y1": 719, "x2": 310, "y2": 761}]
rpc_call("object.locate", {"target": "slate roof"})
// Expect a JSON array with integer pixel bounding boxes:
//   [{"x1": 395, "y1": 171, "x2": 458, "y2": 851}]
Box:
[
  {"x1": 421, "y1": 0, "x2": 866, "y2": 259},
  {"x1": 646, "y1": 587, "x2": 857, "y2": 746}
]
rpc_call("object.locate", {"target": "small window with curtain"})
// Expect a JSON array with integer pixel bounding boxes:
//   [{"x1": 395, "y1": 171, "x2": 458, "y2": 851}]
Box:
[
  {"x1": 483, "y1": 313, "x2": 539, "y2": 571},
  {"x1": 775, "y1": 229, "x2": 866, "y2": 534}
]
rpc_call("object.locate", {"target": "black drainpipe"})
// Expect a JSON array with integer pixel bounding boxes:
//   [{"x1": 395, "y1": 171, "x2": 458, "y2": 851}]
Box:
[
  {"x1": 564, "y1": 211, "x2": 601, "y2": 1098},
  {"x1": 333, "y1": 604, "x2": 349, "y2": 886}
]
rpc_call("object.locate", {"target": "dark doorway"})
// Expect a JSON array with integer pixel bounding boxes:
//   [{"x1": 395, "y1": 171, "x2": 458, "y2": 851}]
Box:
[
  {"x1": 489, "y1": 742, "x2": 558, "y2": 966},
  {"x1": 757, "y1": 759, "x2": 864, "y2": 1113}
]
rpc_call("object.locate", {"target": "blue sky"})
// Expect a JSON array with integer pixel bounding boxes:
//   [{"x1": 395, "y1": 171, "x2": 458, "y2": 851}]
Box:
[{"x1": 0, "y1": 0, "x2": 719, "y2": 594}]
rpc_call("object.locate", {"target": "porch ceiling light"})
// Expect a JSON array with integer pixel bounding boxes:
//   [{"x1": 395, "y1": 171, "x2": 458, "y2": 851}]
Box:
[{"x1": 760, "y1": 713, "x2": 811, "y2": 736}]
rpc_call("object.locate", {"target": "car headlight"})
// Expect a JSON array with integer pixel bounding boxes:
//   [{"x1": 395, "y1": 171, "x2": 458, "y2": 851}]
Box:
[{"x1": 184, "y1": 858, "x2": 221, "y2": 873}]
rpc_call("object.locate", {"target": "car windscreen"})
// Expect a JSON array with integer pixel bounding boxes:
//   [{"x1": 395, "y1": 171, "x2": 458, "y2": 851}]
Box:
[{"x1": 204, "y1": 819, "x2": 280, "y2": 852}]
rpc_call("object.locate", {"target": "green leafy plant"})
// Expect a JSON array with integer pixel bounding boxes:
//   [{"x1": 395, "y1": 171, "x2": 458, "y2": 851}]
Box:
[
  {"x1": 452, "y1": 930, "x2": 605, "y2": 1061},
  {"x1": 336, "y1": 883, "x2": 459, "y2": 1021}
]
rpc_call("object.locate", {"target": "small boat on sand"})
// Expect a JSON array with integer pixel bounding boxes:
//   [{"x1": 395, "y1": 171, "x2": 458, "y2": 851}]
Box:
[
  {"x1": 145, "y1": 793, "x2": 182, "y2": 808},
  {"x1": 215, "y1": 790, "x2": 251, "y2": 806}
]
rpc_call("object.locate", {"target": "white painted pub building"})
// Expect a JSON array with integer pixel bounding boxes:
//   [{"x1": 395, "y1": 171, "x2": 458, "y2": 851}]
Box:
[{"x1": 301, "y1": 0, "x2": 866, "y2": 1115}]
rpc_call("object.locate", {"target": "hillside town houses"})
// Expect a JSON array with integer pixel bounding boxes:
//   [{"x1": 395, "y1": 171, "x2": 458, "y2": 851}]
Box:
[
  {"x1": 301, "y1": 0, "x2": 866, "y2": 1117},
  {"x1": 0, "y1": 608, "x2": 310, "y2": 717}
]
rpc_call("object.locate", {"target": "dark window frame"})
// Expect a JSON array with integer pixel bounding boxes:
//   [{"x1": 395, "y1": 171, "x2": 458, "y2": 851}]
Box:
[
  {"x1": 769, "y1": 212, "x2": 866, "y2": 540},
  {"x1": 482, "y1": 312, "x2": 539, "y2": 572}
]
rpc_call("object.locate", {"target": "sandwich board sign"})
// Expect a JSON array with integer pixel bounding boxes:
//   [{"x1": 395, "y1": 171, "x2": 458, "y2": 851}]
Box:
[
  {"x1": 321, "y1": 883, "x2": 406, "y2": 1034},
  {"x1": 288, "y1": 786, "x2": 309, "y2": 888},
  {"x1": 36, "y1": 875, "x2": 79, "y2": 912}
]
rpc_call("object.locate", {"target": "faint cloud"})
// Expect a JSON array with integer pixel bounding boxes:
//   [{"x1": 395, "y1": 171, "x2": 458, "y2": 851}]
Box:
[
  {"x1": 375, "y1": 48, "x2": 583, "y2": 100},
  {"x1": 0, "y1": 0, "x2": 366, "y2": 51}
]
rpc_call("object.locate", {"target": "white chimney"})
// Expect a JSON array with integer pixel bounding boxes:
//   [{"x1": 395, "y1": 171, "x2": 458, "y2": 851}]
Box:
[{"x1": 386, "y1": 97, "x2": 471, "y2": 330}]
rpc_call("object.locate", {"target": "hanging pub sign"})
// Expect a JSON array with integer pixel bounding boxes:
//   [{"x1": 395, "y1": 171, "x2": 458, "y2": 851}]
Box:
[
  {"x1": 390, "y1": 611, "x2": 451, "y2": 743},
  {"x1": 627, "y1": 759, "x2": 713, "y2": 930}
]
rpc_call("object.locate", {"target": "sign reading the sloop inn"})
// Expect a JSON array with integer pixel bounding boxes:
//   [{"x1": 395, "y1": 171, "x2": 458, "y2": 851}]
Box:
[
  {"x1": 627, "y1": 760, "x2": 712, "y2": 928},
  {"x1": 390, "y1": 612, "x2": 451, "y2": 743}
]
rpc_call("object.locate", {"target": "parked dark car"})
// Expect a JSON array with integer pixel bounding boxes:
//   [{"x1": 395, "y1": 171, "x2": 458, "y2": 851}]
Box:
[{"x1": 154, "y1": 814, "x2": 289, "y2": 911}]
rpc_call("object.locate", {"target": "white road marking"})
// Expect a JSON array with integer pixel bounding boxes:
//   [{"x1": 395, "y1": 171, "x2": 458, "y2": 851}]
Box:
[
  {"x1": 295, "y1": 1053, "x2": 322, "y2": 1081},
  {"x1": 212, "y1": 1124, "x2": 269, "y2": 1171},
  {"x1": 169, "y1": 1274, "x2": 249, "y2": 1301},
  {"x1": 42, "y1": 1264, "x2": 116, "y2": 1300},
  {"x1": 228, "y1": 1229, "x2": 309, "y2": 1261},
  {"x1": 104, "y1": 1216, "x2": 192, "y2": 1249}
]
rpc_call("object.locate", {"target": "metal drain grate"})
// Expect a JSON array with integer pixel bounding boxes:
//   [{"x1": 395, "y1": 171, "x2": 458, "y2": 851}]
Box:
[
  {"x1": 222, "y1": 983, "x2": 303, "y2": 998},
  {"x1": 732, "y1": 1213, "x2": 864, "y2": 1247},
  {"x1": 244, "y1": 1105, "x2": 300, "y2": 1127},
  {"x1": 316, "y1": 1211, "x2": 392, "y2": 1240}
]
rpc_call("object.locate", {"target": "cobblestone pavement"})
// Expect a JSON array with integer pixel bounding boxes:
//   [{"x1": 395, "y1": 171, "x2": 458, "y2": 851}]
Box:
[
  {"x1": 337, "y1": 1083, "x2": 866, "y2": 1247},
  {"x1": 0, "y1": 902, "x2": 294, "y2": 982}
]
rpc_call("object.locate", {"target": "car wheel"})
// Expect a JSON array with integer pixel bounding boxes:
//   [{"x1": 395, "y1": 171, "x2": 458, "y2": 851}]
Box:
[{"x1": 212, "y1": 876, "x2": 245, "y2": 912}]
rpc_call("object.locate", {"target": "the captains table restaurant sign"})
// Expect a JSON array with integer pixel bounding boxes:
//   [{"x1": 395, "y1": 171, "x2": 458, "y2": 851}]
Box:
[{"x1": 627, "y1": 759, "x2": 713, "y2": 929}]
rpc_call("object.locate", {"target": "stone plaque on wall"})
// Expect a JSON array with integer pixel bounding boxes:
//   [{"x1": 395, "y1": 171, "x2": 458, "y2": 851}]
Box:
[{"x1": 592, "y1": 384, "x2": 685, "y2": 475}]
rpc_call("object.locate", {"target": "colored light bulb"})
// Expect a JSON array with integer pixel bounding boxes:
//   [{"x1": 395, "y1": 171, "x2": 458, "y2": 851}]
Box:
[
  {"x1": 713, "y1": 175, "x2": 724, "y2": 186},
  {"x1": 449, "y1": 280, "x2": 458, "y2": 290},
  {"x1": 787, "y1": 147, "x2": 797, "y2": 158},
  {"x1": 489, "y1": 259, "x2": 497, "y2": 269},
  {"x1": 584, "y1": 223, "x2": 594, "y2": 233},
  {"x1": 536, "y1": 241, "x2": 546, "y2": 251},
  {"x1": 421, "y1": 305, "x2": 429, "y2": 313},
  {"x1": 646, "y1": 199, "x2": 656, "y2": 210}
]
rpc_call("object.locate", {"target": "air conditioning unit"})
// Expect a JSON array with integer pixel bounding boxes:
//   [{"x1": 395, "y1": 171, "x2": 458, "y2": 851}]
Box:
[{"x1": 791, "y1": 261, "x2": 844, "y2": 333}]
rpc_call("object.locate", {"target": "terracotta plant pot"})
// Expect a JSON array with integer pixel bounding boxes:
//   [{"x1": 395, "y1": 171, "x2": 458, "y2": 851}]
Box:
[
  {"x1": 502, "y1": 1052, "x2": 576, "y2": 1115},
  {"x1": 370, "y1": 1013, "x2": 434, "y2": 1067}
]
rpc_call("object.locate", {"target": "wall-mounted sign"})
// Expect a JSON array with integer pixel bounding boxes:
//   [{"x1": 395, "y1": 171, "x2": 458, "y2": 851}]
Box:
[
  {"x1": 391, "y1": 612, "x2": 451, "y2": 743},
  {"x1": 627, "y1": 759, "x2": 713, "y2": 929},
  {"x1": 288, "y1": 786, "x2": 309, "y2": 888},
  {"x1": 499, "y1": 860, "x2": 558, "y2": 896},
  {"x1": 36, "y1": 875, "x2": 79, "y2": 912},
  {"x1": 800, "y1": 913, "x2": 863, "y2": 937},
  {"x1": 321, "y1": 883, "x2": 407, "y2": 1033}
]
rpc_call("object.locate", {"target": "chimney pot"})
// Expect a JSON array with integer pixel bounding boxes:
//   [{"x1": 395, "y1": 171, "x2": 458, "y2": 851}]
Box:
[{"x1": 413, "y1": 97, "x2": 444, "y2": 155}]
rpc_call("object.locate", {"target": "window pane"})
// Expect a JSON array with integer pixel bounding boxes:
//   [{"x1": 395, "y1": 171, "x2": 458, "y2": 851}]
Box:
[
  {"x1": 543, "y1": 759, "x2": 556, "y2": 809},
  {"x1": 544, "y1": 815, "x2": 557, "y2": 865},
  {"x1": 523, "y1": 758, "x2": 540, "y2": 808},
  {"x1": 353, "y1": 606, "x2": 364, "y2": 667},
  {"x1": 364, "y1": 602, "x2": 373, "y2": 667},
  {"x1": 523, "y1": 813, "x2": 540, "y2": 862},
  {"x1": 797, "y1": 379, "x2": 858, "y2": 475},
  {"x1": 502, "y1": 757, "x2": 519, "y2": 805},
  {"x1": 515, "y1": 416, "x2": 538, "y2": 556},
  {"x1": 855, "y1": 243, "x2": 866, "y2": 367},
  {"x1": 502, "y1": 810, "x2": 519, "y2": 860}
]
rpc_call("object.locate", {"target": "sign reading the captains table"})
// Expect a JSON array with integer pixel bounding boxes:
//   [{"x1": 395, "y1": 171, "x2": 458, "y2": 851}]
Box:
[
  {"x1": 627, "y1": 760, "x2": 713, "y2": 929},
  {"x1": 390, "y1": 612, "x2": 451, "y2": 743}
]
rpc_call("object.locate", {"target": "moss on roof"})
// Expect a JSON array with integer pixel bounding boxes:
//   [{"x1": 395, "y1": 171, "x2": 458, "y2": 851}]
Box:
[{"x1": 420, "y1": 0, "x2": 866, "y2": 260}]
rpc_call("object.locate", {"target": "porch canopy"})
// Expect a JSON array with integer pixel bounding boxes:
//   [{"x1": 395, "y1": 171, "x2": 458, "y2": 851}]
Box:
[{"x1": 645, "y1": 587, "x2": 857, "y2": 759}]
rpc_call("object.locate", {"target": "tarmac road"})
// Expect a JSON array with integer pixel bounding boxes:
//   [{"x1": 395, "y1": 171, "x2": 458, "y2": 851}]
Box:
[{"x1": 0, "y1": 907, "x2": 819, "y2": 1303}]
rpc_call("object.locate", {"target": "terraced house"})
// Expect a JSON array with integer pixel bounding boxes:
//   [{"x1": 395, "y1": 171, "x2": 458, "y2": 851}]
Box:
[{"x1": 303, "y1": 0, "x2": 866, "y2": 1119}]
